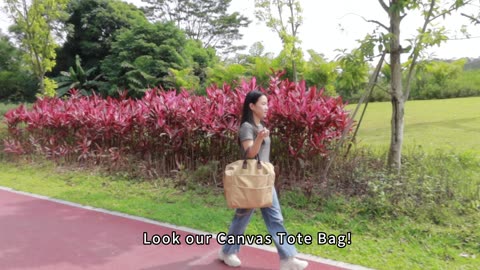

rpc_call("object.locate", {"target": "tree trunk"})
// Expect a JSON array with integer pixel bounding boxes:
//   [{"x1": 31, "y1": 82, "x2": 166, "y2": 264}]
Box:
[
  {"x1": 388, "y1": 95, "x2": 404, "y2": 172},
  {"x1": 292, "y1": 57, "x2": 297, "y2": 82},
  {"x1": 38, "y1": 74, "x2": 45, "y2": 95},
  {"x1": 387, "y1": 2, "x2": 404, "y2": 172}
]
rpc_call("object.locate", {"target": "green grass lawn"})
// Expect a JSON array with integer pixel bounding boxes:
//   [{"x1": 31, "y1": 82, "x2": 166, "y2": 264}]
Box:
[
  {"x1": 346, "y1": 97, "x2": 480, "y2": 153},
  {"x1": 0, "y1": 161, "x2": 478, "y2": 270}
]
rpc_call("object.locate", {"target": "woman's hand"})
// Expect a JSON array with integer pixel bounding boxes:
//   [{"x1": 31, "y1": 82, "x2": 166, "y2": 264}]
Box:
[
  {"x1": 256, "y1": 128, "x2": 270, "y2": 141},
  {"x1": 243, "y1": 128, "x2": 270, "y2": 158}
]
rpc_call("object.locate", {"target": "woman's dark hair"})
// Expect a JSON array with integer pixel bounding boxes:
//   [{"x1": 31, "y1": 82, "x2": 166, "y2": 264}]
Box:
[
  {"x1": 240, "y1": 90, "x2": 266, "y2": 126},
  {"x1": 238, "y1": 90, "x2": 267, "y2": 146}
]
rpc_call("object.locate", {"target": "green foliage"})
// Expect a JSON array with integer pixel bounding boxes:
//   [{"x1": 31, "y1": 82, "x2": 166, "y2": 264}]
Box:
[
  {"x1": 101, "y1": 22, "x2": 189, "y2": 97},
  {"x1": 424, "y1": 59, "x2": 464, "y2": 85},
  {"x1": 410, "y1": 59, "x2": 472, "y2": 99},
  {"x1": 368, "y1": 58, "x2": 480, "y2": 102},
  {"x1": 166, "y1": 68, "x2": 200, "y2": 92},
  {"x1": 445, "y1": 69, "x2": 480, "y2": 98},
  {"x1": 165, "y1": 39, "x2": 218, "y2": 94},
  {"x1": 359, "y1": 148, "x2": 480, "y2": 220},
  {"x1": 206, "y1": 63, "x2": 247, "y2": 87},
  {"x1": 55, "y1": 55, "x2": 105, "y2": 97},
  {"x1": 141, "y1": 0, "x2": 250, "y2": 56},
  {"x1": 255, "y1": 0, "x2": 303, "y2": 81},
  {"x1": 4, "y1": 0, "x2": 69, "y2": 94},
  {"x1": 335, "y1": 49, "x2": 370, "y2": 99},
  {"x1": 248, "y1": 41, "x2": 266, "y2": 57},
  {"x1": 247, "y1": 55, "x2": 278, "y2": 87},
  {"x1": 182, "y1": 39, "x2": 218, "y2": 90},
  {"x1": 228, "y1": 42, "x2": 280, "y2": 88},
  {"x1": 41, "y1": 77, "x2": 58, "y2": 98},
  {"x1": 54, "y1": 0, "x2": 149, "y2": 75},
  {"x1": 302, "y1": 50, "x2": 337, "y2": 95},
  {"x1": 0, "y1": 33, "x2": 20, "y2": 70},
  {"x1": 0, "y1": 35, "x2": 37, "y2": 102},
  {"x1": 0, "y1": 71, "x2": 38, "y2": 102}
]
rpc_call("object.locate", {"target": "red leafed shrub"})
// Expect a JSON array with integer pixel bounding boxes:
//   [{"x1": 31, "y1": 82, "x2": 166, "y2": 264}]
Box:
[
  {"x1": 266, "y1": 73, "x2": 350, "y2": 159},
  {"x1": 2, "y1": 75, "x2": 352, "y2": 182}
]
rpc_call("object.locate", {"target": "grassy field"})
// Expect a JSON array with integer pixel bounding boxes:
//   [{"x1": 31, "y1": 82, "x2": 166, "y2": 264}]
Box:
[
  {"x1": 346, "y1": 96, "x2": 480, "y2": 154},
  {"x1": 0, "y1": 161, "x2": 478, "y2": 270}
]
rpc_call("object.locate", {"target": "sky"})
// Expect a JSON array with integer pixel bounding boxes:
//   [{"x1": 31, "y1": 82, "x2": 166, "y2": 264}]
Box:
[
  {"x1": 224, "y1": 0, "x2": 480, "y2": 61},
  {"x1": 1, "y1": 0, "x2": 479, "y2": 61}
]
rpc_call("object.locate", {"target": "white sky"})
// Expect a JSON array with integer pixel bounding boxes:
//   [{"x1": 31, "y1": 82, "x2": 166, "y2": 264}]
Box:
[
  {"x1": 1, "y1": 0, "x2": 479, "y2": 61},
  {"x1": 225, "y1": 0, "x2": 480, "y2": 61}
]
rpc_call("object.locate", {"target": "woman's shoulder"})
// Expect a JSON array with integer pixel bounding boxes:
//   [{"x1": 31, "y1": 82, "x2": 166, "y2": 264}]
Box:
[
  {"x1": 240, "y1": 121, "x2": 264, "y2": 128},
  {"x1": 239, "y1": 122, "x2": 255, "y2": 136},
  {"x1": 240, "y1": 121, "x2": 254, "y2": 129}
]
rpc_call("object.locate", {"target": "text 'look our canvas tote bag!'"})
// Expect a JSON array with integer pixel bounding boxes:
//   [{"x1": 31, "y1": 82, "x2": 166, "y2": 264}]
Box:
[{"x1": 223, "y1": 154, "x2": 275, "y2": 209}]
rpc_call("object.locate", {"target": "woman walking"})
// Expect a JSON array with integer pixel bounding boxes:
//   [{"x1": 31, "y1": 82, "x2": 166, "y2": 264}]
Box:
[{"x1": 218, "y1": 90, "x2": 308, "y2": 270}]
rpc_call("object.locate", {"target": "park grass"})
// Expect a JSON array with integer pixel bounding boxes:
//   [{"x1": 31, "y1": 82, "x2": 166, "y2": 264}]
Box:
[
  {"x1": 0, "y1": 159, "x2": 478, "y2": 270},
  {"x1": 346, "y1": 96, "x2": 480, "y2": 154}
]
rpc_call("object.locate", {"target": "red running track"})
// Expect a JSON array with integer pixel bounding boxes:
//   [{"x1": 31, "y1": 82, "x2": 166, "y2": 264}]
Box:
[{"x1": 0, "y1": 188, "x2": 366, "y2": 270}]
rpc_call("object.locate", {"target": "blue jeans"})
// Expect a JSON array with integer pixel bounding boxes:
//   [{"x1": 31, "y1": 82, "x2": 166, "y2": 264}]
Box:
[{"x1": 221, "y1": 188, "x2": 298, "y2": 260}]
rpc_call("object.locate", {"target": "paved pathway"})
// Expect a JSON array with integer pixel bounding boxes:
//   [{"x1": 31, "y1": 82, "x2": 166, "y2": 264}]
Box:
[{"x1": 0, "y1": 187, "x2": 372, "y2": 270}]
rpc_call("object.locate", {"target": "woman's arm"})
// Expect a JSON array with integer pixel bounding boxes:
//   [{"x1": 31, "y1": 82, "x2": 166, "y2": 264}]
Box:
[{"x1": 241, "y1": 129, "x2": 269, "y2": 158}]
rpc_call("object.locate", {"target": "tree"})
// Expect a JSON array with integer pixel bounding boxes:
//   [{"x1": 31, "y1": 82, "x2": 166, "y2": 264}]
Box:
[
  {"x1": 205, "y1": 63, "x2": 248, "y2": 87},
  {"x1": 249, "y1": 41, "x2": 266, "y2": 57},
  {"x1": 226, "y1": 42, "x2": 279, "y2": 88},
  {"x1": 361, "y1": 0, "x2": 477, "y2": 172},
  {"x1": 411, "y1": 59, "x2": 466, "y2": 99},
  {"x1": 54, "y1": 0, "x2": 148, "y2": 76},
  {"x1": 0, "y1": 33, "x2": 37, "y2": 101},
  {"x1": 335, "y1": 49, "x2": 370, "y2": 100},
  {"x1": 100, "y1": 22, "x2": 190, "y2": 97},
  {"x1": 255, "y1": 0, "x2": 303, "y2": 82},
  {"x1": 141, "y1": 0, "x2": 250, "y2": 57},
  {"x1": 184, "y1": 40, "x2": 218, "y2": 87},
  {"x1": 303, "y1": 50, "x2": 338, "y2": 95},
  {"x1": 4, "y1": 0, "x2": 69, "y2": 96}
]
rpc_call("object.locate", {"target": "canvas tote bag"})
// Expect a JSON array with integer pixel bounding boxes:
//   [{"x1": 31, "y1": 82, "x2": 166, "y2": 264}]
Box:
[{"x1": 223, "y1": 154, "x2": 275, "y2": 209}]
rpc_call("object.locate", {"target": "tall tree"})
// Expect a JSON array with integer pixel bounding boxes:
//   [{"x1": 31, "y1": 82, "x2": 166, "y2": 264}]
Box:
[
  {"x1": 361, "y1": 0, "x2": 477, "y2": 172},
  {"x1": 141, "y1": 0, "x2": 250, "y2": 57},
  {"x1": 0, "y1": 32, "x2": 37, "y2": 101},
  {"x1": 3, "y1": 0, "x2": 69, "y2": 96},
  {"x1": 255, "y1": 0, "x2": 303, "y2": 82},
  {"x1": 303, "y1": 49, "x2": 338, "y2": 95},
  {"x1": 54, "y1": 0, "x2": 149, "y2": 76},
  {"x1": 335, "y1": 49, "x2": 370, "y2": 100},
  {"x1": 101, "y1": 22, "x2": 189, "y2": 97}
]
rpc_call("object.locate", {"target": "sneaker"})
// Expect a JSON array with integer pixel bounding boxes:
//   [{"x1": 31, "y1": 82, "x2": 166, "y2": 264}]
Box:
[
  {"x1": 218, "y1": 249, "x2": 241, "y2": 267},
  {"x1": 280, "y1": 257, "x2": 309, "y2": 270}
]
